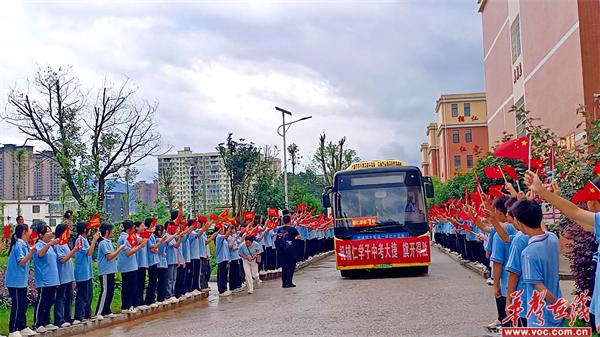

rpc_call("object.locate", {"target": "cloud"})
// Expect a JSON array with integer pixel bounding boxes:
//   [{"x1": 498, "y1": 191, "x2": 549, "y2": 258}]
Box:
[{"x1": 0, "y1": 0, "x2": 484, "y2": 179}]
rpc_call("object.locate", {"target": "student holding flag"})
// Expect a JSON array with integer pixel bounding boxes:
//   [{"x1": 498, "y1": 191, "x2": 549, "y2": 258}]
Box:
[
  {"x1": 209, "y1": 223, "x2": 233, "y2": 297},
  {"x1": 53, "y1": 224, "x2": 79, "y2": 328},
  {"x1": 73, "y1": 222, "x2": 99, "y2": 324},
  {"x1": 144, "y1": 218, "x2": 166, "y2": 307},
  {"x1": 32, "y1": 224, "x2": 60, "y2": 333},
  {"x1": 117, "y1": 220, "x2": 147, "y2": 314},
  {"x1": 164, "y1": 220, "x2": 182, "y2": 303},
  {"x1": 133, "y1": 221, "x2": 149, "y2": 309},
  {"x1": 96, "y1": 223, "x2": 125, "y2": 319}
]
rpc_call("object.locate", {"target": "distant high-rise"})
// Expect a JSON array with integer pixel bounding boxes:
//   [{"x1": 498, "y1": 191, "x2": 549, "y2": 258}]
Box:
[
  {"x1": 135, "y1": 180, "x2": 159, "y2": 207},
  {"x1": 158, "y1": 147, "x2": 232, "y2": 212}
]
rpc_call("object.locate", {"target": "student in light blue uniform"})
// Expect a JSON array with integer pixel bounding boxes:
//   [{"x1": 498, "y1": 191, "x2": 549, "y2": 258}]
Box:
[
  {"x1": 238, "y1": 235, "x2": 263, "y2": 294},
  {"x1": 95, "y1": 223, "x2": 124, "y2": 318},
  {"x1": 145, "y1": 218, "x2": 165, "y2": 306},
  {"x1": 53, "y1": 224, "x2": 79, "y2": 328},
  {"x1": 134, "y1": 221, "x2": 149, "y2": 307},
  {"x1": 184, "y1": 221, "x2": 197, "y2": 293},
  {"x1": 175, "y1": 223, "x2": 190, "y2": 298},
  {"x1": 154, "y1": 225, "x2": 169, "y2": 303},
  {"x1": 228, "y1": 229, "x2": 242, "y2": 292},
  {"x1": 6, "y1": 224, "x2": 37, "y2": 336},
  {"x1": 209, "y1": 224, "x2": 232, "y2": 296},
  {"x1": 33, "y1": 224, "x2": 60, "y2": 332},
  {"x1": 164, "y1": 221, "x2": 181, "y2": 301},
  {"x1": 73, "y1": 221, "x2": 99, "y2": 323},
  {"x1": 117, "y1": 220, "x2": 147, "y2": 313},
  {"x1": 193, "y1": 219, "x2": 211, "y2": 292}
]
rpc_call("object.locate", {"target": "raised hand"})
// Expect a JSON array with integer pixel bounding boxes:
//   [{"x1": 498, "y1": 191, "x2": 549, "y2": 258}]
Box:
[{"x1": 524, "y1": 170, "x2": 543, "y2": 193}]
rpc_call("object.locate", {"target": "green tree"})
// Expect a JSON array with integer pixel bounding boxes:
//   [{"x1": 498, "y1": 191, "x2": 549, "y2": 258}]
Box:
[
  {"x1": 313, "y1": 133, "x2": 360, "y2": 187},
  {"x1": 287, "y1": 143, "x2": 301, "y2": 175},
  {"x1": 158, "y1": 166, "x2": 176, "y2": 211}
]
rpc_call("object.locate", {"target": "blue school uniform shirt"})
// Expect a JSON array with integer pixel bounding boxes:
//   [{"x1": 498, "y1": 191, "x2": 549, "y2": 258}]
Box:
[
  {"x1": 181, "y1": 234, "x2": 191, "y2": 263},
  {"x1": 33, "y1": 241, "x2": 60, "y2": 288},
  {"x1": 505, "y1": 231, "x2": 530, "y2": 318},
  {"x1": 590, "y1": 213, "x2": 600, "y2": 317},
  {"x1": 97, "y1": 238, "x2": 118, "y2": 276},
  {"x1": 198, "y1": 232, "x2": 208, "y2": 258},
  {"x1": 146, "y1": 234, "x2": 160, "y2": 267},
  {"x1": 189, "y1": 230, "x2": 200, "y2": 260},
  {"x1": 54, "y1": 244, "x2": 75, "y2": 285},
  {"x1": 238, "y1": 241, "x2": 263, "y2": 258},
  {"x1": 157, "y1": 244, "x2": 168, "y2": 268},
  {"x1": 490, "y1": 223, "x2": 517, "y2": 297},
  {"x1": 264, "y1": 230, "x2": 275, "y2": 248},
  {"x1": 117, "y1": 232, "x2": 138, "y2": 273},
  {"x1": 136, "y1": 234, "x2": 149, "y2": 268},
  {"x1": 74, "y1": 236, "x2": 93, "y2": 282},
  {"x1": 166, "y1": 234, "x2": 179, "y2": 265},
  {"x1": 485, "y1": 227, "x2": 496, "y2": 254},
  {"x1": 521, "y1": 232, "x2": 563, "y2": 327},
  {"x1": 215, "y1": 234, "x2": 230, "y2": 263},
  {"x1": 228, "y1": 235, "x2": 240, "y2": 260},
  {"x1": 6, "y1": 239, "x2": 31, "y2": 288}
]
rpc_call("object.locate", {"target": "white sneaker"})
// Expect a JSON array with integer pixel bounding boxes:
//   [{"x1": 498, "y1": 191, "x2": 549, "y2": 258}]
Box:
[
  {"x1": 60, "y1": 322, "x2": 71, "y2": 328},
  {"x1": 191, "y1": 290, "x2": 201, "y2": 296},
  {"x1": 201, "y1": 287, "x2": 211, "y2": 292},
  {"x1": 121, "y1": 309, "x2": 133, "y2": 314},
  {"x1": 232, "y1": 287, "x2": 244, "y2": 293},
  {"x1": 20, "y1": 328, "x2": 37, "y2": 336},
  {"x1": 72, "y1": 320, "x2": 81, "y2": 325},
  {"x1": 167, "y1": 296, "x2": 178, "y2": 304},
  {"x1": 486, "y1": 319, "x2": 501, "y2": 329},
  {"x1": 486, "y1": 278, "x2": 494, "y2": 286},
  {"x1": 44, "y1": 324, "x2": 58, "y2": 331},
  {"x1": 219, "y1": 291, "x2": 232, "y2": 297},
  {"x1": 8, "y1": 332, "x2": 22, "y2": 337},
  {"x1": 107, "y1": 313, "x2": 117, "y2": 319},
  {"x1": 247, "y1": 291, "x2": 253, "y2": 294},
  {"x1": 185, "y1": 292, "x2": 193, "y2": 298},
  {"x1": 95, "y1": 315, "x2": 104, "y2": 321},
  {"x1": 150, "y1": 303, "x2": 159, "y2": 309},
  {"x1": 35, "y1": 327, "x2": 46, "y2": 334}
]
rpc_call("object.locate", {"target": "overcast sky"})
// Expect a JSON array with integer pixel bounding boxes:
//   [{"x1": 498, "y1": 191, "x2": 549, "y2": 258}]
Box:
[{"x1": 0, "y1": 0, "x2": 484, "y2": 180}]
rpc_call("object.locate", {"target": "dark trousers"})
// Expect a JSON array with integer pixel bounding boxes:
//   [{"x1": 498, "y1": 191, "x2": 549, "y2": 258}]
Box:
[
  {"x1": 54, "y1": 282, "x2": 73, "y2": 325},
  {"x1": 75, "y1": 279, "x2": 92, "y2": 320},
  {"x1": 135, "y1": 267, "x2": 147, "y2": 307},
  {"x1": 95, "y1": 273, "x2": 115, "y2": 316},
  {"x1": 121, "y1": 271, "x2": 138, "y2": 310},
  {"x1": 191, "y1": 259, "x2": 201, "y2": 291},
  {"x1": 185, "y1": 262, "x2": 194, "y2": 292},
  {"x1": 175, "y1": 265, "x2": 186, "y2": 297},
  {"x1": 200, "y1": 258, "x2": 210, "y2": 289},
  {"x1": 34, "y1": 286, "x2": 56, "y2": 328},
  {"x1": 8, "y1": 287, "x2": 27, "y2": 333},
  {"x1": 156, "y1": 267, "x2": 168, "y2": 302},
  {"x1": 229, "y1": 259, "x2": 241, "y2": 290},
  {"x1": 217, "y1": 261, "x2": 229, "y2": 294},
  {"x1": 145, "y1": 265, "x2": 158, "y2": 305},
  {"x1": 280, "y1": 250, "x2": 297, "y2": 286},
  {"x1": 266, "y1": 247, "x2": 277, "y2": 271},
  {"x1": 495, "y1": 296, "x2": 507, "y2": 324}
]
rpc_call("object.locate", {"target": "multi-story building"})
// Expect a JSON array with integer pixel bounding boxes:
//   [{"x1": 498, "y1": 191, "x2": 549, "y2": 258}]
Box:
[
  {"x1": 0, "y1": 145, "x2": 62, "y2": 201},
  {"x1": 421, "y1": 93, "x2": 489, "y2": 181},
  {"x1": 2, "y1": 199, "x2": 62, "y2": 227},
  {"x1": 135, "y1": 180, "x2": 159, "y2": 207},
  {"x1": 104, "y1": 180, "x2": 132, "y2": 223},
  {"x1": 478, "y1": 0, "x2": 600, "y2": 147},
  {"x1": 158, "y1": 147, "x2": 232, "y2": 213}
]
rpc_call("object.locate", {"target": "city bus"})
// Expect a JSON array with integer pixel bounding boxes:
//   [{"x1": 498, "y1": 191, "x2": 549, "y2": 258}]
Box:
[{"x1": 322, "y1": 160, "x2": 434, "y2": 277}]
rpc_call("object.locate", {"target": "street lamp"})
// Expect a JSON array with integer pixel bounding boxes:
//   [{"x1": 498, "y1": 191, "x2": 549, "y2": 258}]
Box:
[{"x1": 275, "y1": 106, "x2": 313, "y2": 209}]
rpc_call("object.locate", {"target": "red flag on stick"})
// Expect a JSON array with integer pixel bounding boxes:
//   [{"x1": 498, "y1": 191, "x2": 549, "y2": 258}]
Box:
[
  {"x1": 167, "y1": 224, "x2": 178, "y2": 234},
  {"x1": 127, "y1": 233, "x2": 138, "y2": 247},
  {"x1": 174, "y1": 213, "x2": 183, "y2": 225},
  {"x1": 243, "y1": 212, "x2": 255, "y2": 221},
  {"x1": 150, "y1": 217, "x2": 158, "y2": 229},
  {"x1": 219, "y1": 209, "x2": 229, "y2": 219},
  {"x1": 268, "y1": 208, "x2": 279, "y2": 218},
  {"x1": 140, "y1": 230, "x2": 152, "y2": 239},
  {"x1": 571, "y1": 182, "x2": 600, "y2": 203},
  {"x1": 58, "y1": 228, "x2": 70, "y2": 245},
  {"x1": 502, "y1": 165, "x2": 519, "y2": 180},
  {"x1": 87, "y1": 214, "x2": 101, "y2": 230},
  {"x1": 3, "y1": 225, "x2": 10, "y2": 239},
  {"x1": 493, "y1": 136, "x2": 530, "y2": 161},
  {"x1": 75, "y1": 237, "x2": 83, "y2": 250},
  {"x1": 593, "y1": 163, "x2": 600, "y2": 177},
  {"x1": 488, "y1": 185, "x2": 505, "y2": 197},
  {"x1": 29, "y1": 230, "x2": 38, "y2": 245},
  {"x1": 484, "y1": 166, "x2": 504, "y2": 179},
  {"x1": 473, "y1": 172, "x2": 483, "y2": 194},
  {"x1": 209, "y1": 214, "x2": 218, "y2": 221},
  {"x1": 197, "y1": 215, "x2": 208, "y2": 223}
]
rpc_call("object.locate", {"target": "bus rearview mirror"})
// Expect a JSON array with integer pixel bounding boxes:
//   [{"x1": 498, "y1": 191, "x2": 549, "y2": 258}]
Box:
[{"x1": 322, "y1": 187, "x2": 332, "y2": 208}]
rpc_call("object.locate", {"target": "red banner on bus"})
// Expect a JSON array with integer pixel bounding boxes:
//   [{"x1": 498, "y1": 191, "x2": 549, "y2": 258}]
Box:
[{"x1": 335, "y1": 235, "x2": 430, "y2": 267}]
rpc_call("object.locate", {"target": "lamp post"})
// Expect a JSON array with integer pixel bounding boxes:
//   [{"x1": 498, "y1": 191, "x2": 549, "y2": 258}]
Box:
[{"x1": 275, "y1": 106, "x2": 312, "y2": 209}]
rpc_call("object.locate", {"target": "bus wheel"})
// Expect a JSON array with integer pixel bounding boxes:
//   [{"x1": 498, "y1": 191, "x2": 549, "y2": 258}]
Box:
[
  {"x1": 414, "y1": 266, "x2": 429, "y2": 275},
  {"x1": 340, "y1": 270, "x2": 354, "y2": 278}
]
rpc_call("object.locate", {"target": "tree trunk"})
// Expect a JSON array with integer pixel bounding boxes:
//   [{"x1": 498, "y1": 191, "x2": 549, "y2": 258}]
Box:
[{"x1": 96, "y1": 178, "x2": 106, "y2": 212}]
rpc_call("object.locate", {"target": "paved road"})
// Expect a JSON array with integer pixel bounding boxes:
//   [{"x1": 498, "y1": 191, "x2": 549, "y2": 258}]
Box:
[{"x1": 84, "y1": 248, "x2": 496, "y2": 337}]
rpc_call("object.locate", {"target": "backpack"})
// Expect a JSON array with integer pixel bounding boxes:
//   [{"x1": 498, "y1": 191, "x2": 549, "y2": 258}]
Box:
[{"x1": 275, "y1": 227, "x2": 293, "y2": 251}]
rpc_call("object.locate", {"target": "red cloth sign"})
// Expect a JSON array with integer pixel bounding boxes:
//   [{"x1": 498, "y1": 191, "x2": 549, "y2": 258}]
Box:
[{"x1": 335, "y1": 235, "x2": 430, "y2": 267}]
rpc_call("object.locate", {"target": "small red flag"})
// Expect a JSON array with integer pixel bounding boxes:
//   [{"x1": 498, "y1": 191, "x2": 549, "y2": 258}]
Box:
[
  {"x1": 457, "y1": 212, "x2": 472, "y2": 222},
  {"x1": 3, "y1": 225, "x2": 10, "y2": 239},
  {"x1": 58, "y1": 228, "x2": 70, "y2": 245},
  {"x1": 250, "y1": 226, "x2": 259, "y2": 237},
  {"x1": 268, "y1": 208, "x2": 279, "y2": 218},
  {"x1": 460, "y1": 223, "x2": 472, "y2": 233},
  {"x1": 174, "y1": 213, "x2": 183, "y2": 225},
  {"x1": 87, "y1": 214, "x2": 101, "y2": 230},
  {"x1": 140, "y1": 230, "x2": 152, "y2": 239},
  {"x1": 527, "y1": 158, "x2": 544, "y2": 170},
  {"x1": 29, "y1": 230, "x2": 38, "y2": 246},
  {"x1": 75, "y1": 237, "x2": 83, "y2": 250},
  {"x1": 219, "y1": 209, "x2": 229, "y2": 219},
  {"x1": 571, "y1": 182, "x2": 600, "y2": 203},
  {"x1": 228, "y1": 217, "x2": 237, "y2": 225},
  {"x1": 150, "y1": 217, "x2": 158, "y2": 228},
  {"x1": 243, "y1": 212, "x2": 255, "y2": 221},
  {"x1": 488, "y1": 185, "x2": 505, "y2": 197},
  {"x1": 484, "y1": 166, "x2": 504, "y2": 179},
  {"x1": 593, "y1": 163, "x2": 600, "y2": 177},
  {"x1": 209, "y1": 214, "x2": 218, "y2": 221},
  {"x1": 493, "y1": 136, "x2": 530, "y2": 161},
  {"x1": 167, "y1": 225, "x2": 178, "y2": 234},
  {"x1": 502, "y1": 165, "x2": 519, "y2": 180},
  {"x1": 215, "y1": 222, "x2": 224, "y2": 230},
  {"x1": 266, "y1": 219, "x2": 277, "y2": 230},
  {"x1": 127, "y1": 233, "x2": 138, "y2": 247}
]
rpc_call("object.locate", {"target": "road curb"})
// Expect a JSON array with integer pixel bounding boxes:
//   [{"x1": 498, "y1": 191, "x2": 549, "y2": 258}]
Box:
[
  {"x1": 44, "y1": 291, "x2": 210, "y2": 337},
  {"x1": 434, "y1": 243, "x2": 490, "y2": 279}
]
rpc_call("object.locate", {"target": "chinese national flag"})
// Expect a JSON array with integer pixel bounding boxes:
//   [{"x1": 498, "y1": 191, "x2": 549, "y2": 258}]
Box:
[
  {"x1": 29, "y1": 230, "x2": 38, "y2": 245},
  {"x1": 127, "y1": 233, "x2": 138, "y2": 247},
  {"x1": 484, "y1": 166, "x2": 504, "y2": 179},
  {"x1": 167, "y1": 224, "x2": 178, "y2": 234},
  {"x1": 243, "y1": 212, "x2": 255, "y2": 221},
  {"x1": 593, "y1": 163, "x2": 600, "y2": 177},
  {"x1": 268, "y1": 208, "x2": 278, "y2": 218},
  {"x1": 493, "y1": 136, "x2": 530, "y2": 161},
  {"x1": 140, "y1": 230, "x2": 152, "y2": 239},
  {"x1": 174, "y1": 213, "x2": 183, "y2": 225},
  {"x1": 209, "y1": 214, "x2": 218, "y2": 221},
  {"x1": 228, "y1": 217, "x2": 237, "y2": 225},
  {"x1": 75, "y1": 237, "x2": 83, "y2": 250},
  {"x1": 150, "y1": 217, "x2": 158, "y2": 229},
  {"x1": 502, "y1": 165, "x2": 519, "y2": 180},
  {"x1": 527, "y1": 158, "x2": 544, "y2": 170},
  {"x1": 460, "y1": 223, "x2": 472, "y2": 233},
  {"x1": 250, "y1": 226, "x2": 259, "y2": 236},
  {"x1": 3, "y1": 225, "x2": 10, "y2": 239},
  {"x1": 219, "y1": 209, "x2": 229, "y2": 219},
  {"x1": 215, "y1": 222, "x2": 223, "y2": 230},
  {"x1": 58, "y1": 228, "x2": 70, "y2": 245},
  {"x1": 197, "y1": 215, "x2": 208, "y2": 223},
  {"x1": 266, "y1": 219, "x2": 277, "y2": 230},
  {"x1": 457, "y1": 212, "x2": 472, "y2": 223},
  {"x1": 571, "y1": 182, "x2": 600, "y2": 203},
  {"x1": 488, "y1": 185, "x2": 505, "y2": 197},
  {"x1": 86, "y1": 214, "x2": 101, "y2": 230}
]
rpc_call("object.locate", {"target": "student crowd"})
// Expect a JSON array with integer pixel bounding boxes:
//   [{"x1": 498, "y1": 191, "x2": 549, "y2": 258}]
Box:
[{"x1": 3, "y1": 203, "x2": 334, "y2": 337}]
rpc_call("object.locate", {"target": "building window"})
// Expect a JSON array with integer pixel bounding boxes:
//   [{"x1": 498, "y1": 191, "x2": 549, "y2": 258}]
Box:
[
  {"x1": 454, "y1": 155, "x2": 461, "y2": 169},
  {"x1": 511, "y1": 15, "x2": 521, "y2": 63},
  {"x1": 465, "y1": 129, "x2": 472, "y2": 143},
  {"x1": 467, "y1": 155, "x2": 474, "y2": 168},
  {"x1": 452, "y1": 130, "x2": 460, "y2": 143},
  {"x1": 464, "y1": 103, "x2": 471, "y2": 117},
  {"x1": 451, "y1": 104, "x2": 458, "y2": 117},
  {"x1": 32, "y1": 205, "x2": 40, "y2": 214}
]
